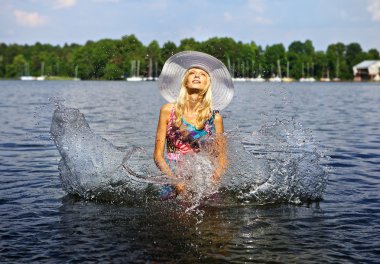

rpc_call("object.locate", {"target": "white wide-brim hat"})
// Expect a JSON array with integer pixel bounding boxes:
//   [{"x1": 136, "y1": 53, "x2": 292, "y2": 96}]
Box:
[{"x1": 159, "y1": 51, "x2": 234, "y2": 110}]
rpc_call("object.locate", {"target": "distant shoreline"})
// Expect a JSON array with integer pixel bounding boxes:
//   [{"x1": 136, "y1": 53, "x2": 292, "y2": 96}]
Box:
[{"x1": 1, "y1": 35, "x2": 379, "y2": 81}]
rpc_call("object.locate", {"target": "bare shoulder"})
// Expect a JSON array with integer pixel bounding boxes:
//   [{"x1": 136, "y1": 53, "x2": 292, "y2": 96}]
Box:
[
  {"x1": 160, "y1": 103, "x2": 174, "y2": 115},
  {"x1": 159, "y1": 103, "x2": 174, "y2": 124}
]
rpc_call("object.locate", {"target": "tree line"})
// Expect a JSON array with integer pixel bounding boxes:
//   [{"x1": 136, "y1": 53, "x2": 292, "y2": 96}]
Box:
[{"x1": 0, "y1": 35, "x2": 379, "y2": 80}]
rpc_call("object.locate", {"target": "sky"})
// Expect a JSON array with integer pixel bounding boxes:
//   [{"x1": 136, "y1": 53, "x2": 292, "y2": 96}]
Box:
[{"x1": 1, "y1": 0, "x2": 380, "y2": 52}]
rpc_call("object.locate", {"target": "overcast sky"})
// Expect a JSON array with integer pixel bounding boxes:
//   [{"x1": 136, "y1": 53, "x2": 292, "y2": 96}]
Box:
[{"x1": 1, "y1": 0, "x2": 380, "y2": 52}]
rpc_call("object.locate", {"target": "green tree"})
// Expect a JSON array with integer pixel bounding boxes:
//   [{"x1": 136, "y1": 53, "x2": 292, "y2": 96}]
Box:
[
  {"x1": 345, "y1": 43, "x2": 365, "y2": 74},
  {"x1": 103, "y1": 63, "x2": 123, "y2": 80},
  {"x1": 120, "y1": 34, "x2": 146, "y2": 77},
  {"x1": 1, "y1": 36, "x2": 379, "y2": 80},
  {"x1": 146, "y1": 40, "x2": 162, "y2": 78},
  {"x1": 326, "y1": 43, "x2": 349, "y2": 79},
  {"x1": 0, "y1": 43, "x2": 7, "y2": 77},
  {"x1": 161, "y1": 41, "x2": 177, "y2": 62},
  {"x1": 178, "y1": 38, "x2": 200, "y2": 51},
  {"x1": 367, "y1": 48, "x2": 380, "y2": 59},
  {"x1": 73, "y1": 43, "x2": 96, "y2": 79},
  {"x1": 314, "y1": 51, "x2": 328, "y2": 79},
  {"x1": 287, "y1": 40, "x2": 316, "y2": 79},
  {"x1": 6, "y1": 54, "x2": 27, "y2": 77},
  {"x1": 264, "y1": 44, "x2": 286, "y2": 77}
]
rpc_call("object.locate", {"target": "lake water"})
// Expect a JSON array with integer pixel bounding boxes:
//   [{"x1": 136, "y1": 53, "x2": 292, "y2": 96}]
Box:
[{"x1": 0, "y1": 80, "x2": 379, "y2": 263}]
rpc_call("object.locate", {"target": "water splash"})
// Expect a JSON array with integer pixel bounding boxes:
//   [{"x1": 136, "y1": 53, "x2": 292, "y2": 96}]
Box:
[
  {"x1": 228, "y1": 119, "x2": 328, "y2": 204},
  {"x1": 50, "y1": 102, "x2": 159, "y2": 204},
  {"x1": 50, "y1": 103, "x2": 328, "y2": 207}
]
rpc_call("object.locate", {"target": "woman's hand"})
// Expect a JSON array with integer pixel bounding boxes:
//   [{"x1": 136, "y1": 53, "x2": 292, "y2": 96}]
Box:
[{"x1": 175, "y1": 182, "x2": 186, "y2": 194}]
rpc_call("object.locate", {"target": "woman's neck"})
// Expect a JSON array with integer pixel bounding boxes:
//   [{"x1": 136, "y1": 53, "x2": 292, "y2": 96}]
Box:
[{"x1": 185, "y1": 94, "x2": 202, "y2": 114}]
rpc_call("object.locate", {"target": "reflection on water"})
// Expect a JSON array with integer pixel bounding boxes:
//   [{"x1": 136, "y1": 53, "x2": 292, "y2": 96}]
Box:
[
  {"x1": 0, "y1": 81, "x2": 379, "y2": 263},
  {"x1": 53, "y1": 198, "x2": 342, "y2": 263}
]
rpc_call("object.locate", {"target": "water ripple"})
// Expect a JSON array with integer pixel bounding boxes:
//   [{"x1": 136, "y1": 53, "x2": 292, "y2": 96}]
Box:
[{"x1": 0, "y1": 81, "x2": 379, "y2": 263}]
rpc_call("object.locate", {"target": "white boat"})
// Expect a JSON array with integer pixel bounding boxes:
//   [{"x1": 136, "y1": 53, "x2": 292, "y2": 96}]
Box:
[
  {"x1": 20, "y1": 76, "x2": 36, "y2": 81},
  {"x1": 299, "y1": 62, "x2": 316, "y2": 82},
  {"x1": 22, "y1": 62, "x2": 46, "y2": 81},
  {"x1": 269, "y1": 60, "x2": 282, "y2": 82},
  {"x1": 300, "y1": 77, "x2": 316, "y2": 82},
  {"x1": 126, "y1": 60, "x2": 143, "y2": 81},
  {"x1": 73, "y1": 65, "x2": 81, "y2": 81},
  {"x1": 282, "y1": 61, "x2": 294, "y2": 82},
  {"x1": 232, "y1": 77, "x2": 246, "y2": 82},
  {"x1": 250, "y1": 75, "x2": 266, "y2": 82},
  {"x1": 20, "y1": 62, "x2": 36, "y2": 80},
  {"x1": 320, "y1": 68, "x2": 331, "y2": 82},
  {"x1": 250, "y1": 63, "x2": 266, "y2": 82},
  {"x1": 269, "y1": 76, "x2": 282, "y2": 82},
  {"x1": 282, "y1": 77, "x2": 294, "y2": 82},
  {"x1": 36, "y1": 62, "x2": 46, "y2": 81},
  {"x1": 144, "y1": 58, "x2": 156, "y2": 81},
  {"x1": 126, "y1": 76, "x2": 143, "y2": 81}
]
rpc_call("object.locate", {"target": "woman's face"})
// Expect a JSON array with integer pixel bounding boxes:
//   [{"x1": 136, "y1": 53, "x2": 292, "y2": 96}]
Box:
[{"x1": 185, "y1": 68, "x2": 210, "y2": 92}]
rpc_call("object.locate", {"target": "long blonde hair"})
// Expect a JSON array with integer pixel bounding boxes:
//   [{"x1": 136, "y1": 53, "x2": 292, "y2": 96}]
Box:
[{"x1": 174, "y1": 68, "x2": 213, "y2": 130}]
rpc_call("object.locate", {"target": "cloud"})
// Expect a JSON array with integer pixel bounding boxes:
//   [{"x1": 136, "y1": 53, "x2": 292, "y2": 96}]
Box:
[
  {"x1": 248, "y1": 0, "x2": 265, "y2": 13},
  {"x1": 54, "y1": 0, "x2": 76, "y2": 9},
  {"x1": 247, "y1": 0, "x2": 272, "y2": 25},
  {"x1": 367, "y1": 0, "x2": 380, "y2": 21},
  {"x1": 13, "y1": 10, "x2": 47, "y2": 27}
]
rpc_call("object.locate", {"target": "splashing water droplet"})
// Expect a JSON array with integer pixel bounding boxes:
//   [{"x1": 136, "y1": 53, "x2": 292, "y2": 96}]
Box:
[{"x1": 50, "y1": 104, "x2": 328, "y2": 207}]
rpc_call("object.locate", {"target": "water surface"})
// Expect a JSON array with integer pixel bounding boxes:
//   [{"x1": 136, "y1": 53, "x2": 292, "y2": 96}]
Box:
[{"x1": 0, "y1": 81, "x2": 379, "y2": 263}]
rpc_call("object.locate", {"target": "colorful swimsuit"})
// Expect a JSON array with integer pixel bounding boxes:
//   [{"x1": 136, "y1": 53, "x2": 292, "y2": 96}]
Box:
[
  {"x1": 166, "y1": 107, "x2": 218, "y2": 163},
  {"x1": 159, "y1": 107, "x2": 218, "y2": 200}
]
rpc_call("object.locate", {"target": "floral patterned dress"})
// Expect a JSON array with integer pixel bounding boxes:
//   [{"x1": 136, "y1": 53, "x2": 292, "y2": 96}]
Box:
[
  {"x1": 158, "y1": 107, "x2": 218, "y2": 200},
  {"x1": 166, "y1": 106, "x2": 218, "y2": 164}
]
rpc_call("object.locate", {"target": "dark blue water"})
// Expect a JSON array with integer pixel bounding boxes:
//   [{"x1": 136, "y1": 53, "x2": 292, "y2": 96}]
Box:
[{"x1": 0, "y1": 81, "x2": 379, "y2": 263}]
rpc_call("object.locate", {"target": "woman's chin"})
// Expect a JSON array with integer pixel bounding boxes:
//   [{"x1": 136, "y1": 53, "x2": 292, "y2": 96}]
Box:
[{"x1": 186, "y1": 86, "x2": 205, "y2": 93}]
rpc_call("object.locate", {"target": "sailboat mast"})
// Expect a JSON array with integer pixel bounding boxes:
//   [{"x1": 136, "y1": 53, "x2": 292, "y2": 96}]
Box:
[
  {"x1": 277, "y1": 59, "x2": 282, "y2": 78},
  {"x1": 148, "y1": 58, "x2": 153, "y2": 78},
  {"x1": 155, "y1": 61, "x2": 158, "y2": 78},
  {"x1": 336, "y1": 59, "x2": 340, "y2": 78},
  {"x1": 41, "y1": 62, "x2": 45, "y2": 76},
  {"x1": 75, "y1": 65, "x2": 78, "y2": 78},
  {"x1": 131, "y1": 60, "x2": 136, "y2": 77},
  {"x1": 287, "y1": 61, "x2": 289, "y2": 78},
  {"x1": 137, "y1": 60, "x2": 140, "y2": 77}
]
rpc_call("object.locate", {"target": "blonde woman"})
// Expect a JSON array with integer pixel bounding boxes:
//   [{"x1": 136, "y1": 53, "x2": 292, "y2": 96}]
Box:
[{"x1": 154, "y1": 51, "x2": 234, "y2": 199}]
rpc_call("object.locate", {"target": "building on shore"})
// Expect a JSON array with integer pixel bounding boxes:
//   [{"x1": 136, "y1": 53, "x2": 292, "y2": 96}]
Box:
[{"x1": 353, "y1": 60, "x2": 380, "y2": 81}]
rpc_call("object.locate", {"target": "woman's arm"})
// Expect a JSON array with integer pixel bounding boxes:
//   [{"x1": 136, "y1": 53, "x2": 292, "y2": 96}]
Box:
[
  {"x1": 212, "y1": 113, "x2": 228, "y2": 182},
  {"x1": 154, "y1": 104, "x2": 186, "y2": 194},
  {"x1": 154, "y1": 104, "x2": 174, "y2": 177}
]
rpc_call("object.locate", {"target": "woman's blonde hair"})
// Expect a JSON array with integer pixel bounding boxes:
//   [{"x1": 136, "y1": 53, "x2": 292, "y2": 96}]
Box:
[{"x1": 174, "y1": 68, "x2": 213, "y2": 130}]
